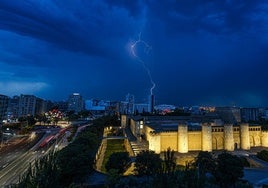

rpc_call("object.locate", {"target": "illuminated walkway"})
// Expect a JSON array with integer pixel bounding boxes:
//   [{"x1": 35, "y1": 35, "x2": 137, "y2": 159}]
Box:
[{"x1": 124, "y1": 126, "x2": 149, "y2": 156}]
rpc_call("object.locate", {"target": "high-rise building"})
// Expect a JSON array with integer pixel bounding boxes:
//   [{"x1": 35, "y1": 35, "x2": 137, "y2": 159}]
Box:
[
  {"x1": 18, "y1": 94, "x2": 37, "y2": 117},
  {"x1": 7, "y1": 95, "x2": 19, "y2": 120},
  {"x1": 68, "y1": 93, "x2": 84, "y2": 113},
  {"x1": 134, "y1": 103, "x2": 149, "y2": 114},
  {"x1": 125, "y1": 93, "x2": 135, "y2": 114},
  {"x1": 0, "y1": 94, "x2": 9, "y2": 121},
  {"x1": 35, "y1": 97, "x2": 47, "y2": 115},
  {"x1": 148, "y1": 94, "x2": 155, "y2": 113}
]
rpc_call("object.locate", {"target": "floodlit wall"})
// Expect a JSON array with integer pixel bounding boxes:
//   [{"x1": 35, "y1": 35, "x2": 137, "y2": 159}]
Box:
[
  {"x1": 160, "y1": 131, "x2": 178, "y2": 152},
  {"x1": 224, "y1": 124, "x2": 234, "y2": 151},
  {"x1": 261, "y1": 131, "x2": 268, "y2": 147},
  {"x1": 249, "y1": 126, "x2": 262, "y2": 147},
  {"x1": 202, "y1": 124, "x2": 212, "y2": 152},
  {"x1": 128, "y1": 116, "x2": 266, "y2": 154},
  {"x1": 178, "y1": 124, "x2": 188, "y2": 153},
  {"x1": 188, "y1": 131, "x2": 202, "y2": 151},
  {"x1": 240, "y1": 124, "x2": 250, "y2": 150},
  {"x1": 149, "y1": 133, "x2": 161, "y2": 153}
]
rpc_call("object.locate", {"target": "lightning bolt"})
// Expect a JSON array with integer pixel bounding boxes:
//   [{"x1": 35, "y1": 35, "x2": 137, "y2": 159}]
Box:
[{"x1": 130, "y1": 33, "x2": 156, "y2": 95}]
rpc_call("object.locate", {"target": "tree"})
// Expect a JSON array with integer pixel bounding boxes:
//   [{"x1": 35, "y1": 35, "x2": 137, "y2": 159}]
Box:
[
  {"x1": 135, "y1": 150, "x2": 162, "y2": 176},
  {"x1": 57, "y1": 144, "x2": 92, "y2": 186},
  {"x1": 214, "y1": 152, "x2": 244, "y2": 187},
  {"x1": 194, "y1": 151, "x2": 216, "y2": 176},
  {"x1": 163, "y1": 147, "x2": 176, "y2": 175},
  {"x1": 105, "y1": 152, "x2": 131, "y2": 174},
  {"x1": 152, "y1": 148, "x2": 177, "y2": 188}
]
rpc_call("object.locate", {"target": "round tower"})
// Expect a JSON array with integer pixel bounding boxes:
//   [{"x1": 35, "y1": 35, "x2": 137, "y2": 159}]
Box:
[
  {"x1": 240, "y1": 123, "x2": 250, "y2": 150},
  {"x1": 224, "y1": 124, "x2": 234, "y2": 151},
  {"x1": 202, "y1": 123, "x2": 212, "y2": 152},
  {"x1": 261, "y1": 131, "x2": 268, "y2": 147},
  {"x1": 178, "y1": 124, "x2": 188, "y2": 153}
]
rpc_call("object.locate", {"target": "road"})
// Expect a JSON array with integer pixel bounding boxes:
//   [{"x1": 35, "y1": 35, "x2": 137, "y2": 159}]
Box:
[
  {"x1": 0, "y1": 127, "x2": 67, "y2": 186},
  {"x1": 0, "y1": 150, "x2": 43, "y2": 186}
]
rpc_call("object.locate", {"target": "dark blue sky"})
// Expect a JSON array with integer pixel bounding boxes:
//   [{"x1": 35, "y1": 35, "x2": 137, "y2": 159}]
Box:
[{"x1": 0, "y1": 0, "x2": 268, "y2": 107}]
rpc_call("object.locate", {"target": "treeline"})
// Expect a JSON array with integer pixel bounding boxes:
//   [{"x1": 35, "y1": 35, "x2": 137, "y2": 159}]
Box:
[
  {"x1": 14, "y1": 115, "x2": 119, "y2": 188},
  {"x1": 105, "y1": 149, "x2": 251, "y2": 188}
]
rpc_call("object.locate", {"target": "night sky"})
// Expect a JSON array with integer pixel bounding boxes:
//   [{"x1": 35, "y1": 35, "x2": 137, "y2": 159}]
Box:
[{"x1": 0, "y1": 0, "x2": 268, "y2": 107}]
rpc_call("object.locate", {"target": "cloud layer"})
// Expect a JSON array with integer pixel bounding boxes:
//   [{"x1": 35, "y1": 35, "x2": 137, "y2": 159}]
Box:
[{"x1": 0, "y1": 0, "x2": 268, "y2": 106}]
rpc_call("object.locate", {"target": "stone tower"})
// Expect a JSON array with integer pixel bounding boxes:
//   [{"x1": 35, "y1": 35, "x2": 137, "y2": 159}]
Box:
[
  {"x1": 240, "y1": 123, "x2": 250, "y2": 150},
  {"x1": 202, "y1": 123, "x2": 212, "y2": 152},
  {"x1": 224, "y1": 124, "x2": 234, "y2": 151},
  {"x1": 178, "y1": 124, "x2": 188, "y2": 153}
]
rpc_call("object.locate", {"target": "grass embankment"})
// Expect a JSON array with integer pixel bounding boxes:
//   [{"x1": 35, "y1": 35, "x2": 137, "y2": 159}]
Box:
[{"x1": 101, "y1": 139, "x2": 126, "y2": 172}]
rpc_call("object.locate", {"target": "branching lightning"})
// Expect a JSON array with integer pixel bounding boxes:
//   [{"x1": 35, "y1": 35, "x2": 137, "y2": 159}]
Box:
[{"x1": 130, "y1": 33, "x2": 155, "y2": 95}]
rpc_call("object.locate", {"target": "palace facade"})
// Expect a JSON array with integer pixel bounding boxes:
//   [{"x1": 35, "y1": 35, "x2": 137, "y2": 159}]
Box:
[{"x1": 121, "y1": 115, "x2": 268, "y2": 153}]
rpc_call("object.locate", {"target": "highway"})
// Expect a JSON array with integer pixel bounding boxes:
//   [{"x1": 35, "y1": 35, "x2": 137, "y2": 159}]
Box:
[{"x1": 0, "y1": 127, "x2": 68, "y2": 186}]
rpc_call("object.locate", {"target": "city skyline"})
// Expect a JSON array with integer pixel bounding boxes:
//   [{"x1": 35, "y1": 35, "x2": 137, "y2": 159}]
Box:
[{"x1": 0, "y1": 1, "x2": 268, "y2": 107}]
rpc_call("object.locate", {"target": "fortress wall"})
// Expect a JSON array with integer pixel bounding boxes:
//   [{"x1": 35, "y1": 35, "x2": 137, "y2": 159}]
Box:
[
  {"x1": 240, "y1": 124, "x2": 250, "y2": 150},
  {"x1": 224, "y1": 125, "x2": 234, "y2": 151},
  {"x1": 144, "y1": 126, "x2": 154, "y2": 141},
  {"x1": 149, "y1": 133, "x2": 161, "y2": 153},
  {"x1": 249, "y1": 127, "x2": 262, "y2": 147},
  {"x1": 160, "y1": 132, "x2": 178, "y2": 152},
  {"x1": 202, "y1": 124, "x2": 212, "y2": 152},
  {"x1": 188, "y1": 131, "x2": 202, "y2": 151},
  {"x1": 178, "y1": 124, "x2": 188, "y2": 153},
  {"x1": 233, "y1": 132, "x2": 241, "y2": 149},
  {"x1": 212, "y1": 132, "x2": 224, "y2": 150},
  {"x1": 262, "y1": 131, "x2": 268, "y2": 147}
]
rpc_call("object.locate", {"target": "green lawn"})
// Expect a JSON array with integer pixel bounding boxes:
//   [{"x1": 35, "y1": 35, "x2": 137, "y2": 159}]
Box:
[{"x1": 101, "y1": 139, "x2": 126, "y2": 172}]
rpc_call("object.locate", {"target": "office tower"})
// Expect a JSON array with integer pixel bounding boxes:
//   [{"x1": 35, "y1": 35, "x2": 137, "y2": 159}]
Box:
[
  {"x1": 18, "y1": 94, "x2": 37, "y2": 117},
  {"x1": 68, "y1": 93, "x2": 84, "y2": 113},
  {"x1": 0, "y1": 94, "x2": 9, "y2": 120},
  {"x1": 148, "y1": 94, "x2": 155, "y2": 113}
]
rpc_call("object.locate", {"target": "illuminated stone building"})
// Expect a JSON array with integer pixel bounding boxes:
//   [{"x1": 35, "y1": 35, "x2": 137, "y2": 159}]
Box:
[{"x1": 122, "y1": 115, "x2": 268, "y2": 153}]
